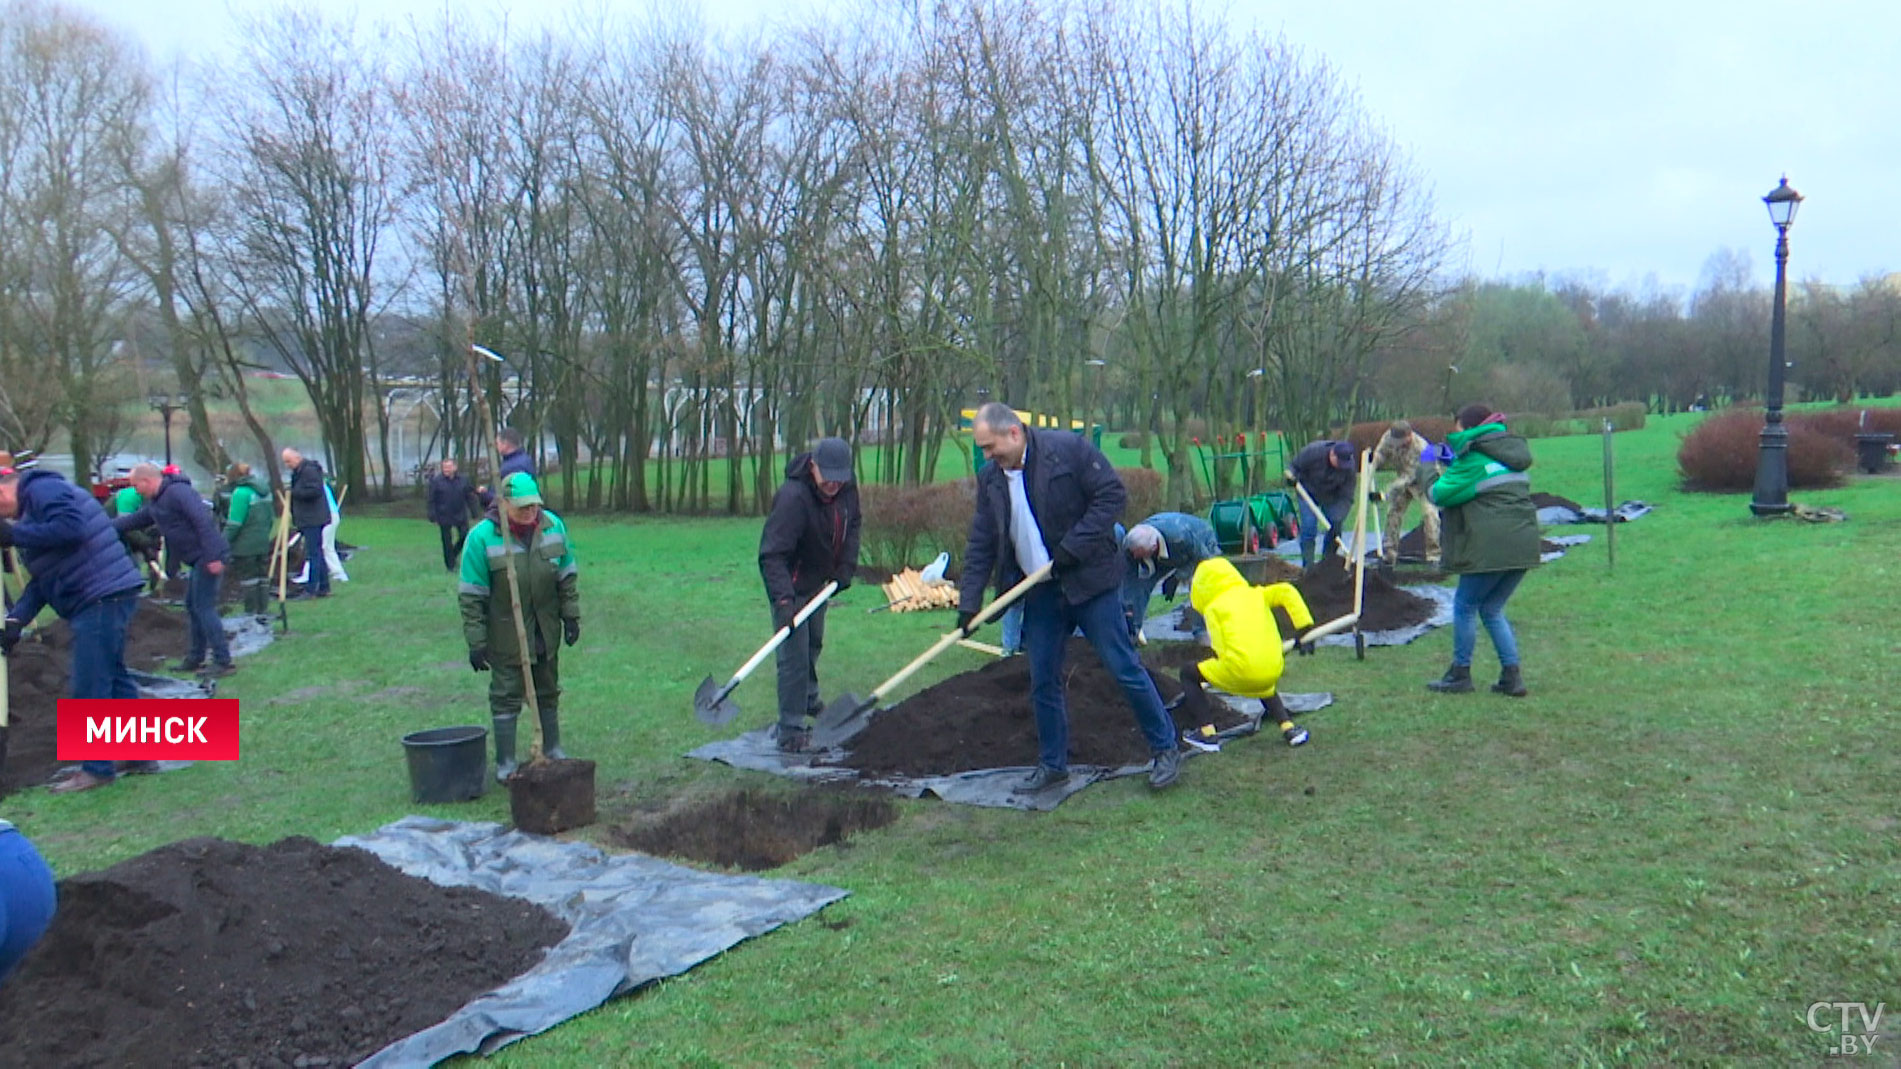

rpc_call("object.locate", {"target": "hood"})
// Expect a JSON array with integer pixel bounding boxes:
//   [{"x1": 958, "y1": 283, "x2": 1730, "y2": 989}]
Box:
[
  {"x1": 784, "y1": 450, "x2": 816, "y2": 482},
  {"x1": 1189, "y1": 556, "x2": 1247, "y2": 612},
  {"x1": 1451, "y1": 424, "x2": 1533, "y2": 473},
  {"x1": 160, "y1": 472, "x2": 194, "y2": 494}
]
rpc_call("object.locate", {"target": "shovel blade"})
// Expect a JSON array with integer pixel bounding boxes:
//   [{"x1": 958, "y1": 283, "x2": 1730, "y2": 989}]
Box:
[
  {"x1": 818, "y1": 691, "x2": 871, "y2": 729},
  {"x1": 693, "y1": 676, "x2": 742, "y2": 726}
]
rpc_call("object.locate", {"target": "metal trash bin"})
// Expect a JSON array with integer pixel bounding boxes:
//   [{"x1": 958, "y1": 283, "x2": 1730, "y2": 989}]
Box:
[{"x1": 1854, "y1": 433, "x2": 1894, "y2": 474}]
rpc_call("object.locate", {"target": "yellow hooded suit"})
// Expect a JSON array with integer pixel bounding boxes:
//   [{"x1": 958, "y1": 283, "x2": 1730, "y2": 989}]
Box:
[{"x1": 1189, "y1": 558, "x2": 1315, "y2": 698}]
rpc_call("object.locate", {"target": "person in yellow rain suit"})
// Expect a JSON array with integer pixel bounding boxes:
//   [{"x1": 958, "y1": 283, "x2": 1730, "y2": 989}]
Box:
[{"x1": 1176, "y1": 557, "x2": 1315, "y2": 747}]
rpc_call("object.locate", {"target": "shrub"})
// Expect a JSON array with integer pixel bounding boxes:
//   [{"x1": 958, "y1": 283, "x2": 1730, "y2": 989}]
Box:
[
  {"x1": 858, "y1": 479, "x2": 976, "y2": 573},
  {"x1": 1577, "y1": 401, "x2": 1648, "y2": 432},
  {"x1": 1794, "y1": 405, "x2": 1901, "y2": 445},
  {"x1": 1677, "y1": 409, "x2": 1851, "y2": 492},
  {"x1": 1118, "y1": 466, "x2": 1164, "y2": 525},
  {"x1": 1117, "y1": 431, "x2": 1148, "y2": 449}
]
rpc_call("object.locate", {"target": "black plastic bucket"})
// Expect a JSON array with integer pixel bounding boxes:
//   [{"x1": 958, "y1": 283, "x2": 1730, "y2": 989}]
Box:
[
  {"x1": 1854, "y1": 433, "x2": 1894, "y2": 474},
  {"x1": 402, "y1": 726, "x2": 488, "y2": 803}
]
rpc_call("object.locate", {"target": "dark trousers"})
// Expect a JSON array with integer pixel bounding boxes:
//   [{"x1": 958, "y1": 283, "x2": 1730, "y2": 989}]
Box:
[
  {"x1": 1021, "y1": 582, "x2": 1177, "y2": 772},
  {"x1": 297, "y1": 525, "x2": 329, "y2": 594},
  {"x1": 185, "y1": 565, "x2": 231, "y2": 667},
  {"x1": 71, "y1": 591, "x2": 141, "y2": 779},
  {"x1": 232, "y1": 555, "x2": 269, "y2": 614},
  {"x1": 438, "y1": 522, "x2": 468, "y2": 571},
  {"x1": 773, "y1": 601, "x2": 827, "y2": 731}
]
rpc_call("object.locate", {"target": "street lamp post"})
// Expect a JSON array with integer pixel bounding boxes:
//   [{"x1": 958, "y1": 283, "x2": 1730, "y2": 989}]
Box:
[
  {"x1": 1750, "y1": 176, "x2": 1803, "y2": 517},
  {"x1": 148, "y1": 392, "x2": 188, "y2": 468}
]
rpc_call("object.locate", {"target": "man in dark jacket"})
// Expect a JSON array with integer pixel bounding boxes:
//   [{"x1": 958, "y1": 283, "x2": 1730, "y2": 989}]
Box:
[
  {"x1": 1288, "y1": 439, "x2": 1359, "y2": 567},
  {"x1": 497, "y1": 428, "x2": 535, "y2": 478},
  {"x1": 758, "y1": 437, "x2": 861, "y2": 752},
  {"x1": 116, "y1": 463, "x2": 232, "y2": 673},
  {"x1": 221, "y1": 463, "x2": 276, "y2": 616},
  {"x1": 0, "y1": 469, "x2": 146, "y2": 793},
  {"x1": 956, "y1": 403, "x2": 1181, "y2": 794},
  {"x1": 427, "y1": 459, "x2": 480, "y2": 572},
  {"x1": 281, "y1": 447, "x2": 331, "y2": 597}
]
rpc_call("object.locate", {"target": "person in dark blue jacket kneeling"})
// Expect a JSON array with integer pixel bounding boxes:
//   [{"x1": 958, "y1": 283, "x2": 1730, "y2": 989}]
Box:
[{"x1": 0, "y1": 819, "x2": 56, "y2": 985}]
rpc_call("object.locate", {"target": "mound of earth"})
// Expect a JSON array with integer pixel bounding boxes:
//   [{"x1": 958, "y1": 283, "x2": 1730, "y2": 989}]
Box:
[
  {"x1": 1530, "y1": 491, "x2": 1583, "y2": 510},
  {"x1": 839, "y1": 639, "x2": 1250, "y2": 777},
  {"x1": 1393, "y1": 526, "x2": 1568, "y2": 562},
  {"x1": 2, "y1": 599, "x2": 195, "y2": 797},
  {"x1": 0, "y1": 836, "x2": 568, "y2": 1069},
  {"x1": 612, "y1": 788, "x2": 899, "y2": 871},
  {"x1": 1290, "y1": 563, "x2": 1434, "y2": 632}
]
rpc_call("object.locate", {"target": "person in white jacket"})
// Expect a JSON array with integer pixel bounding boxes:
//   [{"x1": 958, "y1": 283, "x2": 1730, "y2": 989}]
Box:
[{"x1": 294, "y1": 481, "x2": 349, "y2": 585}]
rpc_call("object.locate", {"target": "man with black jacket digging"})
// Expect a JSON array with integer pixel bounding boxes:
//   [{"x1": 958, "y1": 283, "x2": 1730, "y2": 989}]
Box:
[
  {"x1": 758, "y1": 437, "x2": 861, "y2": 753},
  {"x1": 114, "y1": 463, "x2": 233, "y2": 674},
  {"x1": 957, "y1": 403, "x2": 1182, "y2": 795}
]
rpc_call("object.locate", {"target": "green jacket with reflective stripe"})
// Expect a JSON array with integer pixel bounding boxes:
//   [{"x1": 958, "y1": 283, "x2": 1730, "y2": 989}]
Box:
[
  {"x1": 1428, "y1": 423, "x2": 1541, "y2": 574},
  {"x1": 223, "y1": 476, "x2": 276, "y2": 558},
  {"x1": 457, "y1": 509, "x2": 579, "y2": 664}
]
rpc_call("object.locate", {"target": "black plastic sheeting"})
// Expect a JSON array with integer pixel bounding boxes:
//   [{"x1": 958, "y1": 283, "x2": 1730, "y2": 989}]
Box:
[
  {"x1": 1538, "y1": 500, "x2": 1653, "y2": 525},
  {"x1": 687, "y1": 690, "x2": 1335, "y2": 813},
  {"x1": 337, "y1": 817, "x2": 848, "y2": 1068}
]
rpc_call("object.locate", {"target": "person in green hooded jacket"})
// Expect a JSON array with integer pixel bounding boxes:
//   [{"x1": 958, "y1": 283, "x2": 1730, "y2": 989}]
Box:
[
  {"x1": 458, "y1": 471, "x2": 580, "y2": 780},
  {"x1": 221, "y1": 463, "x2": 276, "y2": 616},
  {"x1": 111, "y1": 482, "x2": 162, "y2": 591},
  {"x1": 1425, "y1": 402, "x2": 1540, "y2": 697}
]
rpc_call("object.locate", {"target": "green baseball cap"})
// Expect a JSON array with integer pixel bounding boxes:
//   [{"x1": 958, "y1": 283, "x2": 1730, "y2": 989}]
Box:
[{"x1": 502, "y1": 471, "x2": 542, "y2": 505}]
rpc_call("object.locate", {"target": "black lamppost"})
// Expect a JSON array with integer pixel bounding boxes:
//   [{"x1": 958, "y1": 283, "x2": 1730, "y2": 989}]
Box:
[
  {"x1": 1749, "y1": 176, "x2": 1803, "y2": 517},
  {"x1": 148, "y1": 392, "x2": 188, "y2": 467}
]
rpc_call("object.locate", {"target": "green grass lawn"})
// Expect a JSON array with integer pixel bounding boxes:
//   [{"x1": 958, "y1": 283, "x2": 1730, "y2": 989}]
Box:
[{"x1": 9, "y1": 411, "x2": 1898, "y2": 1065}]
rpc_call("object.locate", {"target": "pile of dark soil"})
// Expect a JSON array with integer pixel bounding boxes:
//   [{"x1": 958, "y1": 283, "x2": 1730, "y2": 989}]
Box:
[
  {"x1": 0, "y1": 836, "x2": 568, "y2": 1069},
  {"x1": 1394, "y1": 526, "x2": 1569, "y2": 562},
  {"x1": 1229, "y1": 553, "x2": 1305, "y2": 585},
  {"x1": 612, "y1": 788, "x2": 899, "y2": 871},
  {"x1": 2, "y1": 600, "x2": 194, "y2": 797},
  {"x1": 1290, "y1": 564, "x2": 1434, "y2": 632},
  {"x1": 1530, "y1": 491, "x2": 1583, "y2": 510},
  {"x1": 839, "y1": 639, "x2": 1248, "y2": 777}
]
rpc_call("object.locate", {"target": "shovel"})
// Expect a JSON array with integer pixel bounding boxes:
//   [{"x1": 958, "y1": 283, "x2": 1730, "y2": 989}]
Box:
[
  {"x1": 822, "y1": 563, "x2": 1052, "y2": 723},
  {"x1": 694, "y1": 581, "x2": 838, "y2": 726}
]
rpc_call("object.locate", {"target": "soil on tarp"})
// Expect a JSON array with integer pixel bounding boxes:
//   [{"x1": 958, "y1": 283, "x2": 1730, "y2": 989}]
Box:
[
  {"x1": 839, "y1": 639, "x2": 1249, "y2": 777},
  {"x1": 0, "y1": 836, "x2": 568, "y2": 1069},
  {"x1": 1, "y1": 599, "x2": 194, "y2": 797},
  {"x1": 612, "y1": 788, "x2": 899, "y2": 871},
  {"x1": 1530, "y1": 491, "x2": 1583, "y2": 511},
  {"x1": 1394, "y1": 526, "x2": 1568, "y2": 562},
  {"x1": 1289, "y1": 563, "x2": 1434, "y2": 632}
]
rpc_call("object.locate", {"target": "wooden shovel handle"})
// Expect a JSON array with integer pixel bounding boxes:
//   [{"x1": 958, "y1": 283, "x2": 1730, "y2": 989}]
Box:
[{"x1": 867, "y1": 563, "x2": 1053, "y2": 705}]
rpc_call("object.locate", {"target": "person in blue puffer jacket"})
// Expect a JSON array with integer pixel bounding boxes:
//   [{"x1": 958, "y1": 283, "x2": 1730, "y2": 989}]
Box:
[
  {"x1": 0, "y1": 819, "x2": 56, "y2": 986},
  {"x1": 0, "y1": 469, "x2": 146, "y2": 794}
]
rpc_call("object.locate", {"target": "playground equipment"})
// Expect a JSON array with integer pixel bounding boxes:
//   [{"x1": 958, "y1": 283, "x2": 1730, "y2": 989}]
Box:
[{"x1": 1195, "y1": 433, "x2": 1298, "y2": 554}]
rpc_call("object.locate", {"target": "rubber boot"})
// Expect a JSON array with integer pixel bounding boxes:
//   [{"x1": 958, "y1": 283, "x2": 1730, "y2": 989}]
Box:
[
  {"x1": 493, "y1": 715, "x2": 519, "y2": 782},
  {"x1": 1491, "y1": 665, "x2": 1528, "y2": 698},
  {"x1": 1261, "y1": 694, "x2": 1309, "y2": 747},
  {"x1": 538, "y1": 704, "x2": 566, "y2": 760},
  {"x1": 1426, "y1": 664, "x2": 1474, "y2": 694}
]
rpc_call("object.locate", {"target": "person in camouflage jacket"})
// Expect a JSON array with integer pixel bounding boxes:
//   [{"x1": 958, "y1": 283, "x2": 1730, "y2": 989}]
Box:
[
  {"x1": 457, "y1": 472, "x2": 580, "y2": 780},
  {"x1": 1370, "y1": 421, "x2": 1444, "y2": 566}
]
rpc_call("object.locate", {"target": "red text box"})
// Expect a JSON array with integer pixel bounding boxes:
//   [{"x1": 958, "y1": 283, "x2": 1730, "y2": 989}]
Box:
[{"x1": 57, "y1": 699, "x2": 241, "y2": 761}]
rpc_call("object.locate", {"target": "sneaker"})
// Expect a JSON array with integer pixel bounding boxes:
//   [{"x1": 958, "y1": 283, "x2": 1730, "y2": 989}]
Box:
[
  {"x1": 1282, "y1": 725, "x2": 1310, "y2": 747},
  {"x1": 172, "y1": 659, "x2": 205, "y2": 673},
  {"x1": 48, "y1": 770, "x2": 114, "y2": 794},
  {"x1": 1147, "y1": 747, "x2": 1182, "y2": 789},
  {"x1": 1011, "y1": 765, "x2": 1071, "y2": 794}
]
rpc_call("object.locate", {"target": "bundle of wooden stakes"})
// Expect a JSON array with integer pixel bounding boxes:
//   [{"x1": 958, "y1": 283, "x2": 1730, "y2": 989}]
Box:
[{"x1": 879, "y1": 568, "x2": 958, "y2": 612}]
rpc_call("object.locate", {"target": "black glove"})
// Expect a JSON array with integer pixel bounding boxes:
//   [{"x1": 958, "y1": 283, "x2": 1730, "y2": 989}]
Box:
[
  {"x1": 1124, "y1": 610, "x2": 1139, "y2": 639},
  {"x1": 1292, "y1": 626, "x2": 1315, "y2": 656},
  {"x1": 834, "y1": 574, "x2": 852, "y2": 594},
  {"x1": 0, "y1": 519, "x2": 12, "y2": 547},
  {"x1": 956, "y1": 611, "x2": 979, "y2": 636},
  {"x1": 468, "y1": 646, "x2": 490, "y2": 672},
  {"x1": 1051, "y1": 545, "x2": 1081, "y2": 574},
  {"x1": 563, "y1": 618, "x2": 580, "y2": 647},
  {"x1": 773, "y1": 600, "x2": 796, "y2": 630},
  {"x1": 0, "y1": 617, "x2": 21, "y2": 656},
  {"x1": 1367, "y1": 488, "x2": 1383, "y2": 503},
  {"x1": 1160, "y1": 574, "x2": 1180, "y2": 601}
]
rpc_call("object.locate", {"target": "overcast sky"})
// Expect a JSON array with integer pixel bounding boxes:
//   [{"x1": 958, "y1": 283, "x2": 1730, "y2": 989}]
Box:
[{"x1": 63, "y1": 0, "x2": 1900, "y2": 294}]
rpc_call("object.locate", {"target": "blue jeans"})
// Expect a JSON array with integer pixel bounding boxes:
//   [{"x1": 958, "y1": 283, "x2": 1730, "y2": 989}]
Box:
[
  {"x1": 1452, "y1": 570, "x2": 1526, "y2": 668},
  {"x1": 0, "y1": 828, "x2": 57, "y2": 986},
  {"x1": 1021, "y1": 582, "x2": 1177, "y2": 772},
  {"x1": 186, "y1": 565, "x2": 231, "y2": 667},
  {"x1": 298, "y1": 525, "x2": 329, "y2": 594},
  {"x1": 1000, "y1": 603, "x2": 1024, "y2": 655},
  {"x1": 71, "y1": 590, "x2": 141, "y2": 779},
  {"x1": 1297, "y1": 496, "x2": 1350, "y2": 566}
]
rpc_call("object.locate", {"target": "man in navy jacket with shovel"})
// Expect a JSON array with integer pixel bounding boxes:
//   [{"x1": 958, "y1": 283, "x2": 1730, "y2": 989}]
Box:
[
  {"x1": 956, "y1": 403, "x2": 1181, "y2": 796},
  {"x1": 759, "y1": 438, "x2": 861, "y2": 754}
]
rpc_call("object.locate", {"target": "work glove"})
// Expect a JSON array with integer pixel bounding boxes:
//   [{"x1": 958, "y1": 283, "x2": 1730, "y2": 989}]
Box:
[
  {"x1": 1050, "y1": 544, "x2": 1081, "y2": 574},
  {"x1": 833, "y1": 574, "x2": 852, "y2": 594},
  {"x1": 773, "y1": 600, "x2": 796, "y2": 630},
  {"x1": 0, "y1": 519, "x2": 12, "y2": 547},
  {"x1": 1367, "y1": 488, "x2": 1383, "y2": 503},
  {"x1": 956, "y1": 610, "x2": 979, "y2": 636},
  {"x1": 1160, "y1": 574, "x2": 1180, "y2": 602},
  {"x1": 0, "y1": 617, "x2": 21, "y2": 656},
  {"x1": 563, "y1": 618, "x2": 581, "y2": 647},
  {"x1": 468, "y1": 646, "x2": 490, "y2": 672},
  {"x1": 1291, "y1": 626, "x2": 1315, "y2": 656}
]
